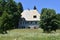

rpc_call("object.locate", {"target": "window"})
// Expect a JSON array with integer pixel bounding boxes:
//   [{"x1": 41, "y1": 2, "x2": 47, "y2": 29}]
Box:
[
  {"x1": 33, "y1": 15, "x2": 37, "y2": 18},
  {"x1": 35, "y1": 22, "x2": 37, "y2": 24},
  {"x1": 33, "y1": 22, "x2": 37, "y2": 24}
]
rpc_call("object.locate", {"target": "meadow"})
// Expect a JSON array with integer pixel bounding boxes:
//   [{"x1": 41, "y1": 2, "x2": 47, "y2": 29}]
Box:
[{"x1": 0, "y1": 29, "x2": 60, "y2": 40}]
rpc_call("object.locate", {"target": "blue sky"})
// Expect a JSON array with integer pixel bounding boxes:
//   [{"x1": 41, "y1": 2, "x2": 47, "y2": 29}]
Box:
[{"x1": 14, "y1": 0, "x2": 60, "y2": 13}]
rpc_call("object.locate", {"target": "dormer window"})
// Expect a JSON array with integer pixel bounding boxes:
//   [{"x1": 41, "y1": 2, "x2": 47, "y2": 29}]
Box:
[{"x1": 33, "y1": 15, "x2": 37, "y2": 18}]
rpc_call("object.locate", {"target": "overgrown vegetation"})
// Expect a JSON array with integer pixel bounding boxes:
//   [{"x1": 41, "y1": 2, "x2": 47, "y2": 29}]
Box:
[
  {"x1": 40, "y1": 8, "x2": 59, "y2": 33},
  {"x1": 0, "y1": 29, "x2": 60, "y2": 40},
  {"x1": 56, "y1": 14, "x2": 60, "y2": 29},
  {"x1": 0, "y1": 0, "x2": 23, "y2": 34},
  {"x1": 0, "y1": 0, "x2": 60, "y2": 34}
]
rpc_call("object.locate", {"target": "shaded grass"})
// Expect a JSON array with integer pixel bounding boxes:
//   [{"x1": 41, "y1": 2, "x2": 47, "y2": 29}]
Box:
[{"x1": 0, "y1": 29, "x2": 60, "y2": 40}]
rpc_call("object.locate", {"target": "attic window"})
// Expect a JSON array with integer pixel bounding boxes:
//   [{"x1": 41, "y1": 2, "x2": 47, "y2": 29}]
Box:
[{"x1": 33, "y1": 15, "x2": 37, "y2": 18}]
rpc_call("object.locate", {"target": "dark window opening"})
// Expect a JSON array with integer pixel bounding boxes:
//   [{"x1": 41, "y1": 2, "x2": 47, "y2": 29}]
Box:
[{"x1": 33, "y1": 15, "x2": 37, "y2": 18}]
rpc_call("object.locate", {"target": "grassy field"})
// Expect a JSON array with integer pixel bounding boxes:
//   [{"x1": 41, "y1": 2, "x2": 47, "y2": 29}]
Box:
[{"x1": 0, "y1": 29, "x2": 60, "y2": 40}]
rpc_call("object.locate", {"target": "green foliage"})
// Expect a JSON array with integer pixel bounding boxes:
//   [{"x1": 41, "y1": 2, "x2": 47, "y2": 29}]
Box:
[
  {"x1": 56, "y1": 14, "x2": 60, "y2": 29},
  {"x1": 0, "y1": 0, "x2": 23, "y2": 33},
  {"x1": 40, "y1": 8, "x2": 58, "y2": 33}
]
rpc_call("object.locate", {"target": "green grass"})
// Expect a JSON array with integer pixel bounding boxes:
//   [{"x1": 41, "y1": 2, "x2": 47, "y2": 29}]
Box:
[{"x1": 0, "y1": 29, "x2": 60, "y2": 40}]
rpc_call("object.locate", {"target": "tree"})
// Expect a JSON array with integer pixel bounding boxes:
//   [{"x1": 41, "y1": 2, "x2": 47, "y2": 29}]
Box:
[
  {"x1": 0, "y1": 2, "x2": 3, "y2": 16},
  {"x1": 6, "y1": 0, "x2": 17, "y2": 13},
  {"x1": 5, "y1": 0, "x2": 18, "y2": 28},
  {"x1": 17, "y1": 2, "x2": 23, "y2": 13},
  {"x1": 0, "y1": 11, "x2": 8, "y2": 34},
  {"x1": 15, "y1": 2, "x2": 23, "y2": 28},
  {"x1": 5, "y1": 0, "x2": 23, "y2": 28},
  {"x1": 56, "y1": 14, "x2": 60, "y2": 29},
  {"x1": 0, "y1": 0, "x2": 23, "y2": 33},
  {"x1": 0, "y1": 0, "x2": 6, "y2": 16},
  {"x1": 56, "y1": 14, "x2": 60, "y2": 21},
  {"x1": 40, "y1": 8, "x2": 58, "y2": 33}
]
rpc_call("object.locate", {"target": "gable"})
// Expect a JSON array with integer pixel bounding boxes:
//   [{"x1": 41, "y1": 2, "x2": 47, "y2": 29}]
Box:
[{"x1": 21, "y1": 10, "x2": 40, "y2": 21}]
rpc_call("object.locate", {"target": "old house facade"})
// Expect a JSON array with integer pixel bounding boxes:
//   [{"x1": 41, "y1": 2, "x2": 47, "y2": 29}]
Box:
[{"x1": 19, "y1": 9, "x2": 40, "y2": 29}]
